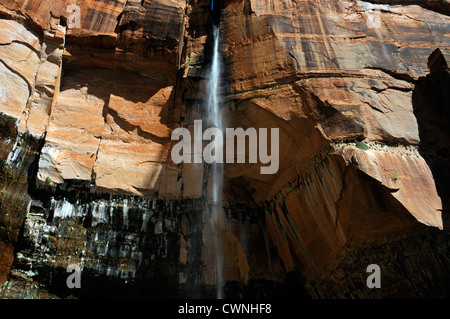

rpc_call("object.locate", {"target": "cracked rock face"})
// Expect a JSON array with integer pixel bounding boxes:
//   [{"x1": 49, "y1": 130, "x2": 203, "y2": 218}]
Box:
[
  {"x1": 218, "y1": 0, "x2": 449, "y2": 229},
  {"x1": 0, "y1": 0, "x2": 450, "y2": 299}
]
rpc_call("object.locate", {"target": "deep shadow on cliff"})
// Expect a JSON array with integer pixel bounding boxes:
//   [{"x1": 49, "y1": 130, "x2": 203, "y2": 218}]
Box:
[
  {"x1": 309, "y1": 48, "x2": 450, "y2": 298},
  {"x1": 412, "y1": 48, "x2": 450, "y2": 230},
  {"x1": 2, "y1": 0, "x2": 450, "y2": 300}
]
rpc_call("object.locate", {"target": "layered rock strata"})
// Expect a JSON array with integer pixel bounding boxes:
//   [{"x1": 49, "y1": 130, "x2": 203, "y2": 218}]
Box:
[{"x1": 0, "y1": 0, "x2": 449, "y2": 298}]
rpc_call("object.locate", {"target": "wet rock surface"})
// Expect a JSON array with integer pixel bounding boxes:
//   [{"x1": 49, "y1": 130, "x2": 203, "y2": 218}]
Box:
[{"x1": 0, "y1": 0, "x2": 449, "y2": 298}]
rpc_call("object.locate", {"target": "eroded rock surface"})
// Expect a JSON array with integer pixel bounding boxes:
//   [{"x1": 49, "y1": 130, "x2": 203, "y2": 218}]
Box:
[{"x1": 0, "y1": 0, "x2": 450, "y2": 298}]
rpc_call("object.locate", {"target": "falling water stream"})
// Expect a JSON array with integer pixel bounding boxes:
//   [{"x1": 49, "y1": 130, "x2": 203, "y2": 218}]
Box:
[
  {"x1": 206, "y1": 24, "x2": 224, "y2": 299},
  {"x1": 207, "y1": 25, "x2": 223, "y2": 201}
]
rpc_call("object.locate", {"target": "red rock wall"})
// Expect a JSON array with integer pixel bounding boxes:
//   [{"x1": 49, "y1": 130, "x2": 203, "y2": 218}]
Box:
[{"x1": 0, "y1": 0, "x2": 449, "y2": 298}]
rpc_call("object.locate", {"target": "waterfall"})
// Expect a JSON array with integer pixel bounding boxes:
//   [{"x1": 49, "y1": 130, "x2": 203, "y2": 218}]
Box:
[
  {"x1": 206, "y1": 24, "x2": 225, "y2": 299},
  {"x1": 207, "y1": 25, "x2": 223, "y2": 203}
]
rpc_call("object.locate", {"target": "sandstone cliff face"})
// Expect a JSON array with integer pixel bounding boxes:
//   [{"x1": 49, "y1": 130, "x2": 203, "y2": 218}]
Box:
[{"x1": 0, "y1": 0, "x2": 449, "y2": 299}]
